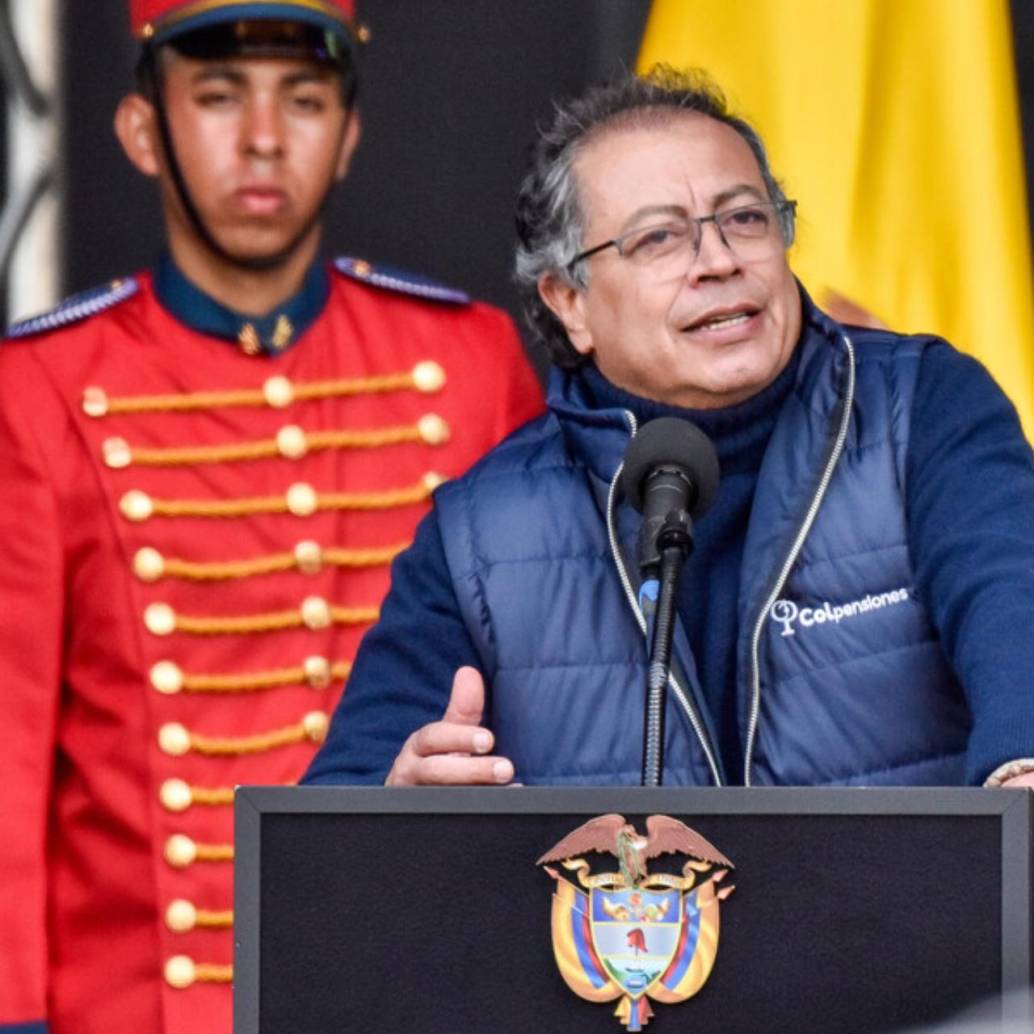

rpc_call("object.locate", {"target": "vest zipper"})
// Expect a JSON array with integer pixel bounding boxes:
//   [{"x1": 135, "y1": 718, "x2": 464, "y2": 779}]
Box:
[
  {"x1": 742, "y1": 332, "x2": 857, "y2": 786},
  {"x1": 606, "y1": 411, "x2": 724, "y2": 787}
]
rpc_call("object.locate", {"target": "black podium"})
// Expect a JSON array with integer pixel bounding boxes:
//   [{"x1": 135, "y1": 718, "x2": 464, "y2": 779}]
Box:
[{"x1": 234, "y1": 788, "x2": 1033, "y2": 1034}]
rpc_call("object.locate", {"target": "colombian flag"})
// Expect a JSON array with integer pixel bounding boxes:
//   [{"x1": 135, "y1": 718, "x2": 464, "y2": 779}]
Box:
[{"x1": 639, "y1": 0, "x2": 1034, "y2": 438}]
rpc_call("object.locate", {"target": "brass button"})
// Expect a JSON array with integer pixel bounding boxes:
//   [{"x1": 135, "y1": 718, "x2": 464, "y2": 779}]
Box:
[
  {"x1": 303, "y1": 655, "x2": 331, "y2": 688},
  {"x1": 302, "y1": 711, "x2": 329, "y2": 742},
  {"x1": 164, "y1": 834, "x2": 197, "y2": 869},
  {"x1": 276, "y1": 425, "x2": 308, "y2": 460},
  {"x1": 417, "y1": 413, "x2": 450, "y2": 445},
  {"x1": 301, "y1": 597, "x2": 331, "y2": 631},
  {"x1": 120, "y1": 490, "x2": 154, "y2": 522},
  {"x1": 134, "y1": 547, "x2": 165, "y2": 582},
  {"x1": 164, "y1": 954, "x2": 196, "y2": 989},
  {"x1": 263, "y1": 375, "x2": 294, "y2": 409},
  {"x1": 286, "y1": 482, "x2": 317, "y2": 517},
  {"x1": 150, "y1": 660, "x2": 184, "y2": 695},
  {"x1": 159, "y1": 722, "x2": 191, "y2": 757},
  {"x1": 102, "y1": 437, "x2": 132, "y2": 468},
  {"x1": 82, "y1": 386, "x2": 109, "y2": 417},
  {"x1": 166, "y1": 899, "x2": 197, "y2": 933},
  {"x1": 356, "y1": 22, "x2": 371, "y2": 43},
  {"x1": 160, "y1": 778, "x2": 192, "y2": 813},
  {"x1": 352, "y1": 259, "x2": 372, "y2": 277},
  {"x1": 423, "y1": 471, "x2": 447, "y2": 492},
  {"x1": 141, "y1": 22, "x2": 155, "y2": 40},
  {"x1": 294, "y1": 540, "x2": 322, "y2": 575},
  {"x1": 412, "y1": 360, "x2": 446, "y2": 393},
  {"x1": 145, "y1": 603, "x2": 176, "y2": 637}
]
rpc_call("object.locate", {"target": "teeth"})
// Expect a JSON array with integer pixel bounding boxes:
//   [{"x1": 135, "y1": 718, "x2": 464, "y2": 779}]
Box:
[{"x1": 698, "y1": 311, "x2": 751, "y2": 331}]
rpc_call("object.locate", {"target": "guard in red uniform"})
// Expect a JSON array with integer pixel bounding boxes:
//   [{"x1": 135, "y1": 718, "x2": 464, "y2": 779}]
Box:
[{"x1": 0, "y1": 3, "x2": 543, "y2": 1032}]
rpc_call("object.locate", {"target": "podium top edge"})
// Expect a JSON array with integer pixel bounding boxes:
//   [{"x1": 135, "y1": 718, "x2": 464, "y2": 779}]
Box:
[{"x1": 234, "y1": 784, "x2": 1029, "y2": 818}]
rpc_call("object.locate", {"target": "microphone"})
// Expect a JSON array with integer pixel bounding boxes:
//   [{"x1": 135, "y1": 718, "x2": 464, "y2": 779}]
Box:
[
  {"x1": 620, "y1": 418, "x2": 720, "y2": 787},
  {"x1": 621, "y1": 417, "x2": 720, "y2": 572}
]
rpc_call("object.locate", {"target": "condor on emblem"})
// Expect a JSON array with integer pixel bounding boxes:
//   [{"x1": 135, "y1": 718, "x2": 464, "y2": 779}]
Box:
[{"x1": 537, "y1": 814, "x2": 734, "y2": 1030}]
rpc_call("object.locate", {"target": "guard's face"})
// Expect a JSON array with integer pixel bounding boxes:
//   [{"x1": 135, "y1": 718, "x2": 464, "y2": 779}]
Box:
[
  {"x1": 543, "y1": 113, "x2": 802, "y2": 409},
  {"x1": 151, "y1": 52, "x2": 357, "y2": 264}
]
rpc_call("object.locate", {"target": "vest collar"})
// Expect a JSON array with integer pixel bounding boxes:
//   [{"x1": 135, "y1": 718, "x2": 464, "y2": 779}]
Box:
[{"x1": 153, "y1": 251, "x2": 330, "y2": 357}]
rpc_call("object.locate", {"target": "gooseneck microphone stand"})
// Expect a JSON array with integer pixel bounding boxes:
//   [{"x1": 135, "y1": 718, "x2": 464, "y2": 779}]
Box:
[{"x1": 641, "y1": 509, "x2": 694, "y2": 787}]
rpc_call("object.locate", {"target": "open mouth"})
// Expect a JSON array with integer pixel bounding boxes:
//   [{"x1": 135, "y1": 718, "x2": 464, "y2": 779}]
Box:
[{"x1": 683, "y1": 307, "x2": 759, "y2": 333}]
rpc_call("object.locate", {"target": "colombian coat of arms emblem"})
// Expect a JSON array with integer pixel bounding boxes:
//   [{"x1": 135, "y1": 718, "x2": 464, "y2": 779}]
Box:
[{"x1": 537, "y1": 814, "x2": 734, "y2": 1030}]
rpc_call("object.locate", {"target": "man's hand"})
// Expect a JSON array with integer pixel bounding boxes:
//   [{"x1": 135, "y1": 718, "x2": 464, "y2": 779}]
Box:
[{"x1": 385, "y1": 667, "x2": 516, "y2": 786}]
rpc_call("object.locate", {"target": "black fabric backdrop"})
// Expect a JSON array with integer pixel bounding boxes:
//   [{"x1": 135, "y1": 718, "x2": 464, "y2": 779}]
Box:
[{"x1": 57, "y1": 0, "x2": 1034, "y2": 362}]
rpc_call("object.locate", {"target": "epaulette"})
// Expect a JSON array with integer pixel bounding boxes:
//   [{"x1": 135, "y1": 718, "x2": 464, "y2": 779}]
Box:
[
  {"x1": 6, "y1": 277, "x2": 140, "y2": 339},
  {"x1": 334, "y1": 256, "x2": 469, "y2": 305}
]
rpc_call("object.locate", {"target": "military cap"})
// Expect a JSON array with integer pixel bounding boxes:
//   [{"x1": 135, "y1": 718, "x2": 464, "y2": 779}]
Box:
[{"x1": 130, "y1": 1, "x2": 357, "y2": 46}]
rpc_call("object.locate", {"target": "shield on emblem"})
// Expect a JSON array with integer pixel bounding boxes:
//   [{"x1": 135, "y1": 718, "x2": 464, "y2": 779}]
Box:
[{"x1": 589, "y1": 887, "x2": 682, "y2": 999}]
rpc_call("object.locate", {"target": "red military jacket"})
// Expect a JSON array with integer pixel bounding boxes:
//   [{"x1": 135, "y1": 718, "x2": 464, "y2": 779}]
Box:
[{"x1": 0, "y1": 259, "x2": 543, "y2": 1034}]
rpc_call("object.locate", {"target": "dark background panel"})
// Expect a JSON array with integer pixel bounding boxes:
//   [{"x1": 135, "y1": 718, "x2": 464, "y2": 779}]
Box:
[{"x1": 57, "y1": 0, "x2": 1034, "y2": 339}]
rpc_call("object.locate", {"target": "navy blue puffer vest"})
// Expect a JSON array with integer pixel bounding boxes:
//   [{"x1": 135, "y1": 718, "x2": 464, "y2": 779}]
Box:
[{"x1": 436, "y1": 310, "x2": 969, "y2": 786}]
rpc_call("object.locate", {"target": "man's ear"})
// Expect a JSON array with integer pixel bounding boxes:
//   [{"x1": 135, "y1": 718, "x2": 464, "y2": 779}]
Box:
[
  {"x1": 538, "y1": 273, "x2": 593, "y2": 356},
  {"x1": 114, "y1": 94, "x2": 162, "y2": 178},
  {"x1": 334, "y1": 108, "x2": 362, "y2": 181}
]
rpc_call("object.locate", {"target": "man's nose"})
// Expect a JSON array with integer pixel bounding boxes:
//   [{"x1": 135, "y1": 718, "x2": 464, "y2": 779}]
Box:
[
  {"x1": 242, "y1": 99, "x2": 284, "y2": 158},
  {"x1": 687, "y1": 219, "x2": 740, "y2": 282}
]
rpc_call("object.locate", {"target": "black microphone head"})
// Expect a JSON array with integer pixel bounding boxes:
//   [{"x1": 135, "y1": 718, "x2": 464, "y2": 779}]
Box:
[{"x1": 621, "y1": 417, "x2": 720, "y2": 518}]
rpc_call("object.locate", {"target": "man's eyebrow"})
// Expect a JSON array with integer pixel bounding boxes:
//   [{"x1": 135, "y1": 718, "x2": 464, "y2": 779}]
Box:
[
  {"x1": 617, "y1": 186, "x2": 768, "y2": 233},
  {"x1": 619, "y1": 204, "x2": 688, "y2": 233},
  {"x1": 281, "y1": 69, "x2": 337, "y2": 87},
  {"x1": 188, "y1": 67, "x2": 336, "y2": 89},
  {"x1": 191, "y1": 66, "x2": 246, "y2": 86},
  {"x1": 711, "y1": 184, "x2": 767, "y2": 209}
]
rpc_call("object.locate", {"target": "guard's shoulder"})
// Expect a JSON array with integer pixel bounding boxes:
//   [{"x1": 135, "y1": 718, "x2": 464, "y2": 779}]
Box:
[
  {"x1": 5, "y1": 277, "x2": 140, "y2": 340},
  {"x1": 333, "y1": 256, "x2": 469, "y2": 305}
]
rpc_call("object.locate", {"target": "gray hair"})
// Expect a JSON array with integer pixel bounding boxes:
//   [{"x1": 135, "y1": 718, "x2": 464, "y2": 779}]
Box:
[{"x1": 514, "y1": 66, "x2": 794, "y2": 368}]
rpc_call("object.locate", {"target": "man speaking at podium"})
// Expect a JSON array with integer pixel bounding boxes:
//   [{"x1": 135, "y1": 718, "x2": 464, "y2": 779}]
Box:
[{"x1": 306, "y1": 68, "x2": 1034, "y2": 792}]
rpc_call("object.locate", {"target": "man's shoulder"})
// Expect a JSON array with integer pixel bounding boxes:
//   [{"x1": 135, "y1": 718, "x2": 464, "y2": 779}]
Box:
[
  {"x1": 835, "y1": 321, "x2": 949, "y2": 364},
  {"x1": 437, "y1": 411, "x2": 570, "y2": 494},
  {"x1": 331, "y1": 256, "x2": 470, "y2": 306},
  {"x1": 4, "y1": 277, "x2": 141, "y2": 343}
]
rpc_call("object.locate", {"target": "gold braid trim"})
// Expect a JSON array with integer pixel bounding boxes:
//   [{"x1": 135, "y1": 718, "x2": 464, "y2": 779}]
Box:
[
  {"x1": 188, "y1": 786, "x2": 235, "y2": 807},
  {"x1": 170, "y1": 605, "x2": 379, "y2": 636},
  {"x1": 147, "y1": 481, "x2": 432, "y2": 519},
  {"x1": 194, "y1": 842, "x2": 235, "y2": 862},
  {"x1": 323, "y1": 545, "x2": 405, "y2": 567},
  {"x1": 105, "y1": 371, "x2": 421, "y2": 414},
  {"x1": 154, "y1": 543, "x2": 406, "y2": 582},
  {"x1": 194, "y1": 963, "x2": 234, "y2": 984},
  {"x1": 188, "y1": 717, "x2": 325, "y2": 756},
  {"x1": 125, "y1": 424, "x2": 430, "y2": 468},
  {"x1": 195, "y1": 909, "x2": 234, "y2": 929},
  {"x1": 181, "y1": 660, "x2": 351, "y2": 694}
]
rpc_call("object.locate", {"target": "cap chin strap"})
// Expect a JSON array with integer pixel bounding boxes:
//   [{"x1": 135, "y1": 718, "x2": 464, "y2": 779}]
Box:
[{"x1": 144, "y1": 45, "x2": 349, "y2": 273}]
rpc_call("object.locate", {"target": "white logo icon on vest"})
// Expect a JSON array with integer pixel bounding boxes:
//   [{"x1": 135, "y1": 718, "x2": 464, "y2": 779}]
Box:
[
  {"x1": 770, "y1": 588, "x2": 910, "y2": 637},
  {"x1": 771, "y1": 599, "x2": 799, "y2": 636}
]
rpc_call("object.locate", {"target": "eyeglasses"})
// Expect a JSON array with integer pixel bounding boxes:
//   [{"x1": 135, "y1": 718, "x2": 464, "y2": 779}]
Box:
[{"x1": 569, "y1": 200, "x2": 797, "y2": 273}]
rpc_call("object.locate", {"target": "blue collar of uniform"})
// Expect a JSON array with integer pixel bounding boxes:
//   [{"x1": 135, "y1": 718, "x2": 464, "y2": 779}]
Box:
[{"x1": 153, "y1": 252, "x2": 330, "y2": 357}]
